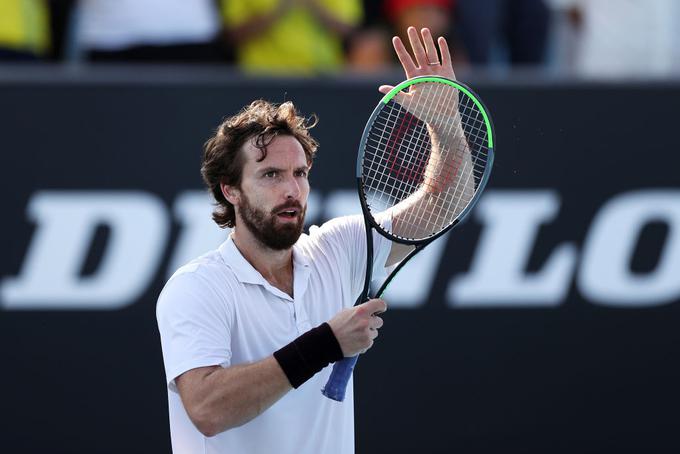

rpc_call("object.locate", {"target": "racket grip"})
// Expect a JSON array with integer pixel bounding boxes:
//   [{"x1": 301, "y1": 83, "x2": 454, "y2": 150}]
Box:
[{"x1": 321, "y1": 355, "x2": 359, "y2": 402}]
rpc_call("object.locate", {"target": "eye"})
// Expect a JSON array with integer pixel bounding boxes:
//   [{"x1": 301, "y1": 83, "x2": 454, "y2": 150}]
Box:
[
  {"x1": 264, "y1": 170, "x2": 278, "y2": 178},
  {"x1": 295, "y1": 169, "x2": 308, "y2": 178}
]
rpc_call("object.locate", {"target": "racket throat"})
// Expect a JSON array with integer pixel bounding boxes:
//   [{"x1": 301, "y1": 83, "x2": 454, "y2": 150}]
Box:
[
  {"x1": 358, "y1": 215, "x2": 374, "y2": 303},
  {"x1": 375, "y1": 244, "x2": 423, "y2": 297}
]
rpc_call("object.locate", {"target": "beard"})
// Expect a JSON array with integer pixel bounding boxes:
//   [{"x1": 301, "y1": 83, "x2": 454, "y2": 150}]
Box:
[{"x1": 238, "y1": 194, "x2": 306, "y2": 250}]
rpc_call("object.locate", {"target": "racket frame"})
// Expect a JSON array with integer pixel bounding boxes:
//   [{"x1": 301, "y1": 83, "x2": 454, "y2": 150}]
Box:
[
  {"x1": 322, "y1": 76, "x2": 495, "y2": 401},
  {"x1": 357, "y1": 76, "x2": 495, "y2": 297}
]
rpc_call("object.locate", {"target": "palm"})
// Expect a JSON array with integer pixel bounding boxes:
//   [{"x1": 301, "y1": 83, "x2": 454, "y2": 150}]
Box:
[
  {"x1": 379, "y1": 27, "x2": 459, "y2": 127},
  {"x1": 379, "y1": 27, "x2": 456, "y2": 92}
]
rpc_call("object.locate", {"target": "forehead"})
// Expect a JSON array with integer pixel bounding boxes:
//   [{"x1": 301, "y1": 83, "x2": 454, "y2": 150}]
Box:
[{"x1": 242, "y1": 134, "x2": 308, "y2": 169}]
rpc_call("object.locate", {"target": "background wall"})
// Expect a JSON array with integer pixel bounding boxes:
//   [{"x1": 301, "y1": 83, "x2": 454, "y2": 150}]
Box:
[{"x1": 1, "y1": 71, "x2": 679, "y2": 453}]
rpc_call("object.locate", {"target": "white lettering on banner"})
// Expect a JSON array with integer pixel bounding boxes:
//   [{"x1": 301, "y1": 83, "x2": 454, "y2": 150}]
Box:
[
  {"x1": 1, "y1": 189, "x2": 679, "y2": 311},
  {"x1": 1, "y1": 191, "x2": 168, "y2": 309},
  {"x1": 304, "y1": 190, "x2": 323, "y2": 229},
  {"x1": 167, "y1": 191, "x2": 229, "y2": 278},
  {"x1": 579, "y1": 190, "x2": 680, "y2": 307},
  {"x1": 322, "y1": 190, "x2": 361, "y2": 219},
  {"x1": 380, "y1": 237, "x2": 447, "y2": 308},
  {"x1": 448, "y1": 191, "x2": 577, "y2": 307}
]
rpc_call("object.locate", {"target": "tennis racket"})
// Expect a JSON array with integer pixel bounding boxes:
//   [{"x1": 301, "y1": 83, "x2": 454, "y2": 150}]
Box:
[{"x1": 321, "y1": 75, "x2": 495, "y2": 402}]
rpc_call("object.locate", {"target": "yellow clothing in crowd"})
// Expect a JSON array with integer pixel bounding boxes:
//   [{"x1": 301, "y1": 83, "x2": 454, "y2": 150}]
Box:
[
  {"x1": 0, "y1": 0, "x2": 50, "y2": 56},
  {"x1": 223, "y1": 0, "x2": 362, "y2": 74}
]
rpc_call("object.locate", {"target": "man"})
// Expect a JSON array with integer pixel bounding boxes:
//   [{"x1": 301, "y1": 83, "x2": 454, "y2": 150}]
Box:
[
  {"x1": 74, "y1": 0, "x2": 223, "y2": 63},
  {"x1": 157, "y1": 26, "x2": 457, "y2": 453},
  {"x1": 0, "y1": 0, "x2": 49, "y2": 60},
  {"x1": 221, "y1": 0, "x2": 362, "y2": 74}
]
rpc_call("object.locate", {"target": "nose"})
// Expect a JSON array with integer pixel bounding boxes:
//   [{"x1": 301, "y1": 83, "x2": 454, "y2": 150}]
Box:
[{"x1": 284, "y1": 174, "x2": 301, "y2": 199}]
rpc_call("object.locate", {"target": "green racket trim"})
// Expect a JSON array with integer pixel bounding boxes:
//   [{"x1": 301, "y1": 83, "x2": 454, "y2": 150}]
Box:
[
  {"x1": 323, "y1": 76, "x2": 496, "y2": 402},
  {"x1": 380, "y1": 76, "x2": 494, "y2": 148}
]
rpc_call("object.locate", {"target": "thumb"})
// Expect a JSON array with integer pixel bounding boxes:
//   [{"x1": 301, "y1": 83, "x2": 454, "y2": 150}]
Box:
[
  {"x1": 362, "y1": 298, "x2": 387, "y2": 315},
  {"x1": 378, "y1": 85, "x2": 394, "y2": 95},
  {"x1": 378, "y1": 88, "x2": 408, "y2": 108}
]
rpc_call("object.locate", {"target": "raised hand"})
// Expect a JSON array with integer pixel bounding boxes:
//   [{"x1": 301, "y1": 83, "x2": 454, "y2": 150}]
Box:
[
  {"x1": 379, "y1": 27, "x2": 460, "y2": 129},
  {"x1": 379, "y1": 26, "x2": 456, "y2": 95}
]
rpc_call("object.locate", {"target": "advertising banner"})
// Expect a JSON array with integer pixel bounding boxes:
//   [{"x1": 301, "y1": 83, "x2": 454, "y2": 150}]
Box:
[{"x1": 1, "y1": 75, "x2": 678, "y2": 453}]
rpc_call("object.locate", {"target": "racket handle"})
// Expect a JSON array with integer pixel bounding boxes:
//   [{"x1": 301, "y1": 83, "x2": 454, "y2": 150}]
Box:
[{"x1": 321, "y1": 355, "x2": 358, "y2": 402}]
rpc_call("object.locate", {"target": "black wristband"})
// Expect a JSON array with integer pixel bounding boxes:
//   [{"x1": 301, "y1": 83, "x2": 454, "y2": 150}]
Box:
[{"x1": 273, "y1": 322, "x2": 344, "y2": 389}]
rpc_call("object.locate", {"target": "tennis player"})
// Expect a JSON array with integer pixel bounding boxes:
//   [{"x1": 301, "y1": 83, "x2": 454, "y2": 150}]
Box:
[{"x1": 157, "y1": 26, "x2": 455, "y2": 453}]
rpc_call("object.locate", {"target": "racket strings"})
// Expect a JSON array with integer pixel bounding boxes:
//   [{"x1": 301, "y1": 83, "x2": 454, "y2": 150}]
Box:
[
  {"x1": 362, "y1": 80, "x2": 491, "y2": 241},
  {"x1": 417, "y1": 92, "x2": 489, "y2": 229},
  {"x1": 396, "y1": 83, "x2": 461, "y2": 238},
  {"x1": 364, "y1": 84, "x2": 442, "y2": 209},
  {"x1": 407, "y1": 87, "x2": 482, "y2": 237}
]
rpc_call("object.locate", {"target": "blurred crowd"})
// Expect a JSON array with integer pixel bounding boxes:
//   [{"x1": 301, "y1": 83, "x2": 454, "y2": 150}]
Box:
[{"x1": 2, "y1": 0, "x2": 680, "y2": 77}]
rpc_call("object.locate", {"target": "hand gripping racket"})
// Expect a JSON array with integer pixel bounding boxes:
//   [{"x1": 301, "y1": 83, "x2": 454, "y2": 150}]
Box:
[{"x1": 321, "y1": 76, "x2": 495, "y2": 402}]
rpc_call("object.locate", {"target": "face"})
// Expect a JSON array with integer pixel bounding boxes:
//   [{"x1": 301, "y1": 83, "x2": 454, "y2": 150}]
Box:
[{"x1": 227, "y1": 134, "x2": 311, "y2": 250}]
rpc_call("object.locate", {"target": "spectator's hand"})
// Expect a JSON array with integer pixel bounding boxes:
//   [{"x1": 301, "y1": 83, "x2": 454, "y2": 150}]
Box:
[{"x1": 378, "y1": 26, "x2": 456, "y2": 96}]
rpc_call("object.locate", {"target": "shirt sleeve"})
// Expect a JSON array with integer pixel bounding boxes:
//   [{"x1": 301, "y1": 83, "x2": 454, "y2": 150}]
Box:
[
  {"x1": 309, "y1": 214, "x2": 393, "y2": 302},
  {"x1": 156, "y1": 269, "x2": 233, "y2": 393}
]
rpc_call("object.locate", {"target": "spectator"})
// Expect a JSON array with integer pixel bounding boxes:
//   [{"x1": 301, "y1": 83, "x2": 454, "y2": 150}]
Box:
[
  {"x1": 550, "y1": 0, "x2": 680, "y2": 77},
  {"x1": 456, "y1": 0, "x2": 551, "y2": 66},
  {"x1": 348, "y1": 0, "x2": 461, "y2": 74},
  {"x1": 0, "y1": 0, "x2": 50, "y2": 61},
  {"x1": 384, "y1": 0, "x2": 453, "y2": 44},
  {"x1": 222, "y1": 0, "x2": 362, "y2": 74},
  {"x1": 73, "y1": 0, "x2": 223, "y2": 62},
  {"x1": 346, "y1": 26, "x2": 393, "y2": 73},
  {"x1": 346, "y1": 1, "x2": 392, "y2": 73},
  {"x1": 381, "y1": 0, "x2": 464, "y2": 68}
]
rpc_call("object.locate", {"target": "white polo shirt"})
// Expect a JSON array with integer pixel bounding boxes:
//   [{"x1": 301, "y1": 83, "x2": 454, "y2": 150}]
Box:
[{"x1": 156, "y1": 215, "x2": 392, "y2": 454}]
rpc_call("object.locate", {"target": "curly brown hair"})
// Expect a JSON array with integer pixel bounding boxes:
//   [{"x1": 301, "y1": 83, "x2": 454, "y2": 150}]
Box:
[{"x1": 201, "y1": 100, "x2": 318, "y2": 228}]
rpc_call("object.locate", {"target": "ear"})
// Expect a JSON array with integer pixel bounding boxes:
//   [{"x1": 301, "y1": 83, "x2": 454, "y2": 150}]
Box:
[{"x1": 220, "y1": 182, "x2": 240, "y2": 206}]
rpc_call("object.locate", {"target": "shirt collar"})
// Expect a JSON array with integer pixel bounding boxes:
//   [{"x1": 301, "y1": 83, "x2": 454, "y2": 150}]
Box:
[
  {"x1": 218, "y1": 236, "x2": 267, "y2": 285},
  {"x1": 218, "y1": 235, "x2": 311, "y2": 291}
]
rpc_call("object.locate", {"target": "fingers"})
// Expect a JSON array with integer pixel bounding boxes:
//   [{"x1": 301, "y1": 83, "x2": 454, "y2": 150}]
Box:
[
  {"x1": 421, "y1": 28, "x2": 440, "y2": 64},
  {"x1": 407, "y1": 26, "x2": 428, "y2": 68},
  {"x1": 379, "y1": 85, "x2": 409, "y2": 108},
  {"x1": 378, "y1": 84, "x2": 394, "y2": 95},
  {"x1": 367, "y1": 316, "x2": 382, "y2": 344},
  {"x1": 386, "y1": 27, "x2": 457, "y2": 83},
  {"x1": 438, "y1": 36, "x2": 451, "y2": 68},
  {"x1": 329, "y1": 300, "x2": 387, "y2": 357},
  {"x1": 392, "y1": 36, "x2": 417, "y2": 77},
  {"x1": 359, "y1": 340, "x2": 374, "y2": 354}
]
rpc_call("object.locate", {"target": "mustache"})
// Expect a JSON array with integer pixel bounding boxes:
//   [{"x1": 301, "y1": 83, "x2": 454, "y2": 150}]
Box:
[{"x1": 271, "y1": 201, "x2": 304, "y2": 214}]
